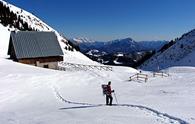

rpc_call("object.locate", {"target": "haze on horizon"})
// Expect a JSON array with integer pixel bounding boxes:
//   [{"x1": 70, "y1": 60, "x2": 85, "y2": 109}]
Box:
[{"x1": 5, "y1": 0, "x2": 195, "y2": 41}]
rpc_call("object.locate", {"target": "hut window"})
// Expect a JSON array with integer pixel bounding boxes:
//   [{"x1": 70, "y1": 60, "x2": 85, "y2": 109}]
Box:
[{"x1": 43, "y1": 65, "x2": 49, "y2": 68}]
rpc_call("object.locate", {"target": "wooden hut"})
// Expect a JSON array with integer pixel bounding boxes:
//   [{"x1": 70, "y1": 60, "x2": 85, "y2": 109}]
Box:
[{"x1": 8, "y1": 31, "x2": 64, "y2": 69}]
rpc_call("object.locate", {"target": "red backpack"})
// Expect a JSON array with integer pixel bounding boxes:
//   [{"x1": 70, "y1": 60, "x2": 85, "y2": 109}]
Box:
[{"x1": 101, "y1": 84, "x2": 108, "y2": 95}]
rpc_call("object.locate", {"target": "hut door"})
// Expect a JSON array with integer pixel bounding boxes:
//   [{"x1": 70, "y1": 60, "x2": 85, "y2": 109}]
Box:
[{"x1": 35, "y1": 61, "x2": 40, "y2": 66}]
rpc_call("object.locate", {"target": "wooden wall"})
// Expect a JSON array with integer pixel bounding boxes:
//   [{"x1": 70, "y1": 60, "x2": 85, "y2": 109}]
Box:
[{"x1": 18, "y1": 56, "x2": 63, "y2": 65}]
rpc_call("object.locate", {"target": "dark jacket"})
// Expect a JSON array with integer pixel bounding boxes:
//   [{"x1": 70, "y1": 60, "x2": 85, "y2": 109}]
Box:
[{"x1": 106, "y1": 85, "x2": 112, "y2": 95}]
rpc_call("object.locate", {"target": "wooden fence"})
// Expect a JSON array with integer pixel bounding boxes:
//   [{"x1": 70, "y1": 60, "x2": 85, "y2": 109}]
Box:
[
  {"x1": 129, "y1": 73, "x2": 148, "y2": 82},
  {"x1": 153, "y1": 71, "x2": 169, "y2": 77},
  {"x1": 58, "y1": 62, "x2": 113, "y2": 71}
]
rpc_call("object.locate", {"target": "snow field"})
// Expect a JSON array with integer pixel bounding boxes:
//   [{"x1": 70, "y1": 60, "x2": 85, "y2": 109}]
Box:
[{"x1": 0, "y1": 58, "x2": 194, "y2": 124}]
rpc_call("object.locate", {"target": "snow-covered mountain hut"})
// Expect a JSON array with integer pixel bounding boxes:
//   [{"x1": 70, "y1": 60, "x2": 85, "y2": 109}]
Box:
[{"x1": 8, "y1": 31, "x2": 63, "y2": 69}]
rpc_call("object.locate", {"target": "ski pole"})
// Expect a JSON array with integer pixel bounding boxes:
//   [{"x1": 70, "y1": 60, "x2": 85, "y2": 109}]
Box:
[{"x1": 113, "y1": 92, "x2": 118, "y2": 104}]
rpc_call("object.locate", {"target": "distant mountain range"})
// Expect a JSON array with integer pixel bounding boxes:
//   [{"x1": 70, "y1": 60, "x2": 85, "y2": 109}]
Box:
[
  {"x1": 70, "y1": 38, "x2": 168, "y2": 67},
  {"x1": 71, "y1": 37, "x2": 167, "y2": 53},
  {"x1": 71, "y1": 30, "x2": 195, "y2": 70}
]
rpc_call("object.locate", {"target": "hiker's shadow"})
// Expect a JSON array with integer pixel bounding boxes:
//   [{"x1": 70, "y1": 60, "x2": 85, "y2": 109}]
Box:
[
  {"x1": 59, "y1": 104, "x2": 138, "y2": 111},
  {"x1": 59, "y1": 105, "x2": 103, "y2": 110},
  {"x1": 59, "y1": 104, "x2": 138, "y2": 110}
]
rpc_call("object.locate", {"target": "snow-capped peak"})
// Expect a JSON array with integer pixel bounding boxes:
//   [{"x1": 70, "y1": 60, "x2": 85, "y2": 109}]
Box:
[{"x1": 72, "y1": 37, "x2": 95, "y2": 43}]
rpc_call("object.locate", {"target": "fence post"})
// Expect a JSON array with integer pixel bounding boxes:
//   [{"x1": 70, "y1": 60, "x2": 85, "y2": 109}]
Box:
[
  {"x1": 137, "y1": 73, "x2": 138, "y2": 80},
  {"x1": 145, "y1": 75, "x2": 148, "y2": 82}
]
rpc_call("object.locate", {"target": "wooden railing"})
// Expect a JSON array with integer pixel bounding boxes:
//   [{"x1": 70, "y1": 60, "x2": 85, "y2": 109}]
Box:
[
  {"x1": 129, "y1": 73, "x2": 148, "y2": 82},
  {"x1": 153, "y1": 71, "x2": 169, "y2": 77},
  {"x1": 58, "y1": 62, "x2": 113, "y2": 71},
  {"x1": 129, "y1": 71, "x2": 169, "y2": 83}
]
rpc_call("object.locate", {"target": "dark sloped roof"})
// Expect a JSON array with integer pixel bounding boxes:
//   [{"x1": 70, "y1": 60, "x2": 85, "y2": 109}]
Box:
[{"x1": 10, "y1": 31, "x2": 63, "y2": 59}]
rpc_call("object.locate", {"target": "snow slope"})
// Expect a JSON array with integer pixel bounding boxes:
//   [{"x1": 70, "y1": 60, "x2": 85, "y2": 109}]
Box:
[
  {"x1": 0, "y1": 57, "x2": 195, "y2": 124},
  {"x1": 0, "y1": 24, "x2": 10, "y2": 58},
  {"x1": 141, "y1": 29, "x2": 195, "y2": 71},
  {"x1": 0, "y1": 0, "x2": 56, "y2": 32}
]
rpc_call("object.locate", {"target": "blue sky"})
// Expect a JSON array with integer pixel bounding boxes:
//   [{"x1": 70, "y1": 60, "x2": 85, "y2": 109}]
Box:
[{"x1": 5, "y1": 0, "x2": 195, "y2": 41}]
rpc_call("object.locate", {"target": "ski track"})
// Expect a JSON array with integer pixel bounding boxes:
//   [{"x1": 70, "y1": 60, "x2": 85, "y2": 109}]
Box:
[{"x1": 54, "y1": 88, "x2": 189, "y2": 124}]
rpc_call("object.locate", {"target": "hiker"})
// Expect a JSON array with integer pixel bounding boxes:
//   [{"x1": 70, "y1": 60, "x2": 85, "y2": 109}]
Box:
[{"x1": 106, "y1": 81, "x2": 114, "y2": 105}]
